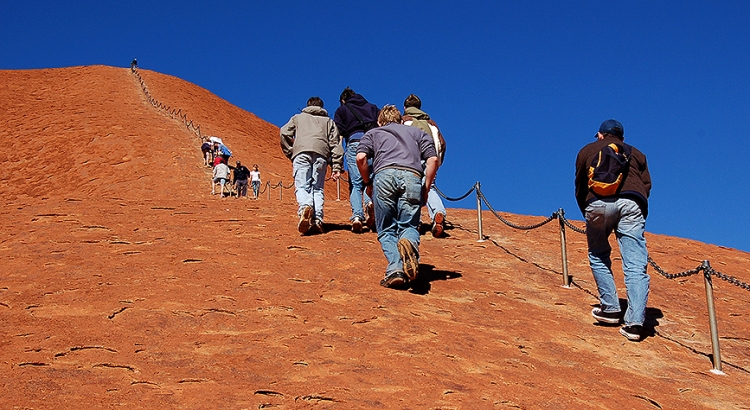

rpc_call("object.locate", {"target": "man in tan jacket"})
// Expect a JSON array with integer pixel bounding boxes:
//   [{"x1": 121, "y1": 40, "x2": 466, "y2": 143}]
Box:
[{"x1": 280, "y1": 97, "x2": 343, "y2": 234}]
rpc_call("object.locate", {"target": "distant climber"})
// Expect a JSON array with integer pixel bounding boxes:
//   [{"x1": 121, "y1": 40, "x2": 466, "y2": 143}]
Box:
[
  {"x1": 130, "y1": 58, "x2": 138, "y2": 72},
  {"x1": 250, "y1": 164, "x2": 262, "y2": 200},
  {"x1": 280, "y1": 96, "x2": 343, "y2": 235},
  {"x1": 212, "y1": 159, "x2": 231, "y2": 197},
  {"x1": 232, "y1": 160, "x2": 250, "y2": 199},
  {"x1": 201, "y1": 139, "x2": 212, "y2": 167},
  {"x1": 356, "y1": 105, "x2": 437, "y2": 289}
]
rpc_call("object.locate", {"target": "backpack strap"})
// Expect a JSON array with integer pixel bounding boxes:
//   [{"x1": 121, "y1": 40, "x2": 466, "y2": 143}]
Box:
[{"x1": 344, "y1": 104, "x2": 366, "y2": 126}]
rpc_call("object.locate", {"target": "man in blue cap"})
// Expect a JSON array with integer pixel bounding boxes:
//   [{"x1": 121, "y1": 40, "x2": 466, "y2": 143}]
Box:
[{"x1": 575, "y1": 119, "x2": 652, "y2": 341}]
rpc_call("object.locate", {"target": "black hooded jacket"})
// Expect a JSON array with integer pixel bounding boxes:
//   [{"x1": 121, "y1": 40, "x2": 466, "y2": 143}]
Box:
[{"x1": 333, "y1": 94, "x2": 379, "y2": 141}]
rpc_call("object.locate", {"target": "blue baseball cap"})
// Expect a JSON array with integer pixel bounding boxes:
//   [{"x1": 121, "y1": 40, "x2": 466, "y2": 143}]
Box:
[{"x1": 598, "y1": 119, "x2": 624, "y2": 137}]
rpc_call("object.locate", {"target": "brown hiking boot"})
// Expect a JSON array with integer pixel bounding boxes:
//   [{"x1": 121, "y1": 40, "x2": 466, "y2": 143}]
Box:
[
  {"x1": 397, "y1": 238, "x2": 419, "y2": 281},
  {"x1": 431, "y1": 213, "x2": 445, "y2": 237},
  {"x1": 297, "y1": 206, "x2": 313, "y2": 234},
  {"x1": 364, "y1": 202, "x2": 375, "y2": 228}
]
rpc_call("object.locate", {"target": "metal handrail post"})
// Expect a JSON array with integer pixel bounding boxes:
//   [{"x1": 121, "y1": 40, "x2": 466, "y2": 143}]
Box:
[
  {"x1": 702, "y1": 260, "x2": 725, "y2": 375},
  {"x1": 280, "y1": 184, "x2": 283, "y2": 201},
  {"x1": 476, "y1": 181, "x2": 484, "y2": 242},
  {"x1": 267, "y1": 182, "x2": 271, "y2": 201},
  {"x1": 336, "y1": 178, "x2": 340, "y2": 201},
  {"x1": 558, "y1": 208, "x2": 571, "y2": 288}
]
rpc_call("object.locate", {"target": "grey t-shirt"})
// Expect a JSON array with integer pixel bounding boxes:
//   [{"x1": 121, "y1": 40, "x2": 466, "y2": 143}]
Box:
[{"x1": 357, "y1": 123, "x2": 437, "y2": 175}]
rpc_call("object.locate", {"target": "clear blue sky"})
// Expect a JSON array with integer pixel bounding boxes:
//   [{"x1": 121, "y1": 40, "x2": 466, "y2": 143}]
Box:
[{"x1": 3, "y1": 1, "x2": 749, "y2": 253}]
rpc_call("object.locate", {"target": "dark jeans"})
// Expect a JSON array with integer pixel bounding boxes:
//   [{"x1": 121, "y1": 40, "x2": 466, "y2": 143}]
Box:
[{"x1": 235, "y1": 179, "x2": 248, "y2": 197}]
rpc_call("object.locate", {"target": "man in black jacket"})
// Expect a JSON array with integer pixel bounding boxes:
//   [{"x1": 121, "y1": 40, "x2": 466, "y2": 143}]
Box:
[
  {"x1": 232, "y1": 161, "x2": 250, "y2": 199},
  {"x1": 574, "y1": 119, "x2": 652, "y2": 341},
  {"x1": 333, "y1": 87, "x2": 379, "y2": 233}
]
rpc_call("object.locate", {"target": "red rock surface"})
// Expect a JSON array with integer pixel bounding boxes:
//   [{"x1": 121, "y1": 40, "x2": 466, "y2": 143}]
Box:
[{"x1": 1, "y1": 66, "x2": 749, "y2": 409}]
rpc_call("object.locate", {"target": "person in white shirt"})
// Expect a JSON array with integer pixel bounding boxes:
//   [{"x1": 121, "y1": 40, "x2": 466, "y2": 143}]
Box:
[{"x1": 249, "y1": 164, "x2": 262, "y2": 200}]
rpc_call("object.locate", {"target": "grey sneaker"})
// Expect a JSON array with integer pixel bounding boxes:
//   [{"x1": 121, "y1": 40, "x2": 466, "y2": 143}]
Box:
[
  {"x1": 297, "y1": 205, "x2": 313, "y2": 234},
  {"x1": 397, "y1": 238, "x2": 419, "y2": 281},
  {"x1": 620, "y1": 325, "x2": 643, "y2": 341},
  {"x1": 380, "y1": 271, "x2": 408, "y2": 288},
  {"x1": 592, "y1": 307, "x2": 621, "y2": 324}
]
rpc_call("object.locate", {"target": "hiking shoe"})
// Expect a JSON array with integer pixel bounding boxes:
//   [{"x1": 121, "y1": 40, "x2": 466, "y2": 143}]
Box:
[
  {"x1": 311, "y1": 221, "x2": 324, "y2": 235},
  {"x1": 380, "y1": 271, "x2": 408, "y2": 288},
  {"x1": 592, "y1": 307, "x2": 621, "y2": 324},
  {"x1": 431, "y1": 213, "x2": 445, "y2": 237},
  {"x1": 297, "y1": 206, "x2": 313, "y2": 234},
  {"x1": 620, "y1": 325, "x2": 643, "y2": 341},
  {"x1": 397, "y1": 238, "x2": 419, "y2": 281},
  {"x1": 351, "y1": 217, "x2": 363, "y2": 233},
  {"x1": 364, "y1": 202, "x2": 375, "y2": 228}
]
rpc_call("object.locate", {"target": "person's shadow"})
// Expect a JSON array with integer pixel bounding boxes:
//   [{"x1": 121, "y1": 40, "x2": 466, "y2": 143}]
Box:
[
  {"x1": 408, "y1": 263, "x2": 462, "y2": 295},
  {"x1": 592, "y1": 298, "x2": 663, "y2": 340}
]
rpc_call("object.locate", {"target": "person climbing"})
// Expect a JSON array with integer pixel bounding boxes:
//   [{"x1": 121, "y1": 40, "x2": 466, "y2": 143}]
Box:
[
  {"x1": 232, "y1": 160, "x2": 250, "y2": 198},
  {"x1": 333, "y1": 87, "x2": 379, "y2": 233},
  {"x1": 402, "y1": 94, "x2": 448, "y2": 237},
  {"x1": 201, "y1": 139, "x2": 212, "y2": 167},
  {"x1": 280, "y1": 96, "x2": 343, "y2": 235},
  {"x1": 575, "y1": 119, "x2": 652, "y2": 341},
  {"x1": 250, "y1": 164, "x2": 262, "y2": 200},
  {"x1": 212, "y1": 159, "x2": 231, "y2": 197},
  {"x1": 356, "y1": 105, "x2": 438, "y2": 289}
]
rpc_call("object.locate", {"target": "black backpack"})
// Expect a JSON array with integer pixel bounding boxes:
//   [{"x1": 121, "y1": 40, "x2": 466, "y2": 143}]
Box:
[
  {"x1": 588, "y1": 142, "x2": 632, "y2": 196},
  {"x1": 344, "y1": 104, "x2": 377, "y2": 133}
]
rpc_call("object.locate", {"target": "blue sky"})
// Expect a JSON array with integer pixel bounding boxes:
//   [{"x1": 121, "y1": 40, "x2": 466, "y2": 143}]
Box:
[{"x1": 2, "y1": 1, "x2": 749, "y2": 253}]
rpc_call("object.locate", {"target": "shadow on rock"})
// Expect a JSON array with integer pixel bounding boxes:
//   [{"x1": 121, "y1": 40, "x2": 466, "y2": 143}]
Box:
[{"x1": 409, "y1": 263, "x2": 462, "y2": 295}]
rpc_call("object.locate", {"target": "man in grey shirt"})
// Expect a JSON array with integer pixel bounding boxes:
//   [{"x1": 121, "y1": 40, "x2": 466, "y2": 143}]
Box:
[{"x1": 356, "y1": 105, "x2": 438, "y2": 288}]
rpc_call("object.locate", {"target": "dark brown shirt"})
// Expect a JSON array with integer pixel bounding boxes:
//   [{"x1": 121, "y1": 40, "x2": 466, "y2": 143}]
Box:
[{"x1": 575, "y1": 136, "x2": 652, "y2": 217}]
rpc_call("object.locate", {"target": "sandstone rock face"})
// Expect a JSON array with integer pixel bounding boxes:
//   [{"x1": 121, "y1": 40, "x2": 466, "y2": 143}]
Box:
[{"x1": 1, "y1": 66, "x2": 749, "y2": 409}]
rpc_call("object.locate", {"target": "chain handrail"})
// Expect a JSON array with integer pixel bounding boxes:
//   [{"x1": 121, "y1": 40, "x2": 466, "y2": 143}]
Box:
[
  {"x1": 648, "y1": 257, "x2": 703, "y2": 279},
  {"x1": 258, "y1": 181, "x2": 270, "y2": 195},
  {"x1": 560, "y1": 214, "x2": 587, "y2": 234},
  {"x1": 133, "y1": 62, "x2": 750, "y2": 296},
  {"x1": 479, "y1": 191, "x2": 557, "y2": 230},
  {"x1": 709, "y1": 267, "x2": 750, "y2": 290},
  {"x1": 434, "y1": 184, "x2": 475, "y2": 202},
  {"x1": 131, "y1": 66, "x2": 202, "y2": 140}
]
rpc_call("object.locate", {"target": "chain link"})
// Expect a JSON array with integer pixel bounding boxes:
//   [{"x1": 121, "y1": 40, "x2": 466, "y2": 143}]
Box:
[
  {"x1": 648, "y1": 257, "x2": 703, "y2": 279},
  {"x1": 434, "y1": 184, "x2": 476, "y2": 202},
  {"x1": 561, "y1": 215, "x2": 587, "y2": 234},
  {"x1": 709, "y1": 267, "x2": 750, "y2": 291},
  {"x1": 479, "y1": 192, "x2": 556, "y2": 230},
  {"x1": 133, "y1": 66, "x2": 202, "y2": 139}
]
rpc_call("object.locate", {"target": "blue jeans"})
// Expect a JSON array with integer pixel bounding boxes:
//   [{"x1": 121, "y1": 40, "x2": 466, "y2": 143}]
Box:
[
  {"x1": 252, "y1": 180, "x2": 260, "y2": 197},
  {"x1": 373, "y1": 168, "x2": 422, "y2": 276},
  {"x1": 292, "y1": 152, "x2": 328, "y2": 222},
  {"x1": 423, "y1": 172, "x2": 446, "y2": 221},
  {"x1": 345, "y1": 135, "x2": 372, "y2": 221},
  {"x1": 585, "y1": 198, "x2": 650, "y2": 326}
]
